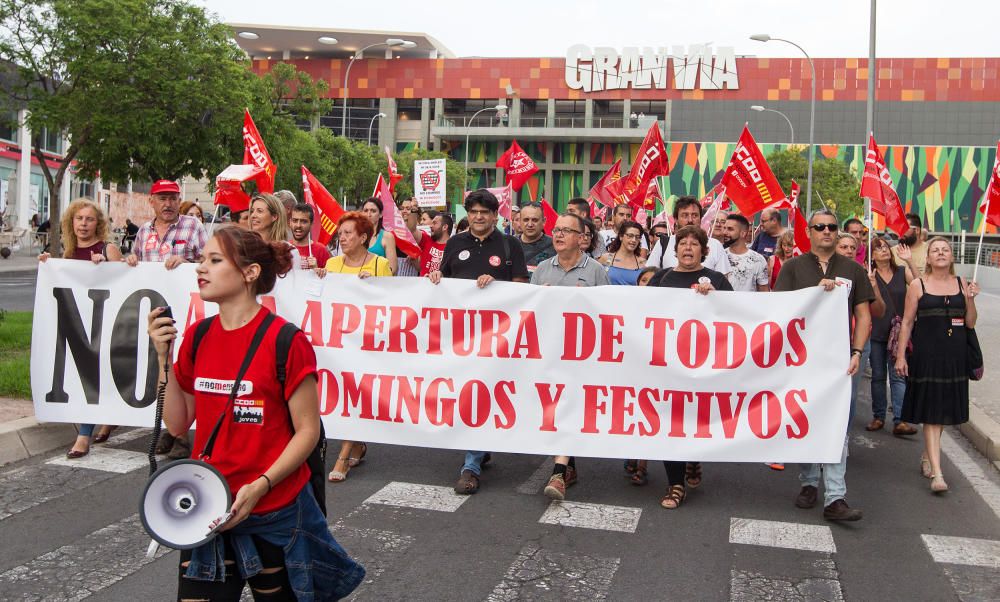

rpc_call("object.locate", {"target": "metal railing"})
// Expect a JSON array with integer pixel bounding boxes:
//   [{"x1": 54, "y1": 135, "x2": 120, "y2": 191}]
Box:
[
  {"x1": 436, "y1": 115, "x2": 633, "y2": 129},
  {"x1": 438, "y1": 114, "x2": 506, "y2": 128}
]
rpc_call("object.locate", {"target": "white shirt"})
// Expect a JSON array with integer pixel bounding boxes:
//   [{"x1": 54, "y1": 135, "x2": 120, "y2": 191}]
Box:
[
  {"x1": 646, "y1": 235, "x2": 731, "y2": 274},
  {"x1": 725, "y1": 248, "x2": 769, "y2": 291}
]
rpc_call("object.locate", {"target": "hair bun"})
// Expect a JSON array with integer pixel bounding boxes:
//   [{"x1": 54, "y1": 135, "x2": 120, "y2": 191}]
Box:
[{"x1": 269, "y1": 241, "x2": 294, "y2": 277}]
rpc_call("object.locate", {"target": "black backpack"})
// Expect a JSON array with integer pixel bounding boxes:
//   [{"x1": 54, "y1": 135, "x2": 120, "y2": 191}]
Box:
[{"x1": 191, "y1": 316, "x2": 328, "y2": 516}]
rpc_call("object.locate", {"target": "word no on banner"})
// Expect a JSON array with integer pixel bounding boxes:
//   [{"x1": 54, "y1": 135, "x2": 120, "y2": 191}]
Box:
[{"x1": 31, "y1": 261, "x2": 851, "y2": 463}]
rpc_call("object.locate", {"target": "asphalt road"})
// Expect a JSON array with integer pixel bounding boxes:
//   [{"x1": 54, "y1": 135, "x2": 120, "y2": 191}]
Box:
[
  {"x1": 0, "y1": 270, "x2": 36, "y2": 312},
  {"x1": 1, "y1": 398, "x2": 999, "y2": 601}
]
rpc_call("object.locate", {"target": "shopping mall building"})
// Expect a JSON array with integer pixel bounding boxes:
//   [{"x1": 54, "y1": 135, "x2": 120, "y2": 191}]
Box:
[
  {"x1": 2, "y1": 24, "x2": 998, "y2": 233},
  {"x1": 233, "y1": 25, "x2": 1000, "y2": 233}
]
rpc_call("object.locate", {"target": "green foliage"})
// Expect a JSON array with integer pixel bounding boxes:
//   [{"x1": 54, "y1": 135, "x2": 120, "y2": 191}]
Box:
[
  {"x1": 767, "y1": 148, "x2": 863, "y2": 219},
  {"x1": 0, "y1": 311, "x2": 32, "y2": 398}
]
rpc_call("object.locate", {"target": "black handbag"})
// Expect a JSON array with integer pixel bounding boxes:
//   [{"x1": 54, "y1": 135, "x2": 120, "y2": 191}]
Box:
[{"x1": 967, "y1": 328, "x2": 984, "y2": 381}]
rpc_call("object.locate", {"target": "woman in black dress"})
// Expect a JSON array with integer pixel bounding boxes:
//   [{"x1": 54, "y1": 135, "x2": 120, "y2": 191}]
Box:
[{"x1": 895, "y1": 237, "x2": 979, "y2": 493}]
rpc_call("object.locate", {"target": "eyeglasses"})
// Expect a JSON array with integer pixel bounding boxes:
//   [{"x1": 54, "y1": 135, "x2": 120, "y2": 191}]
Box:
[
  {"x1": 551, "y1": 227, "x2": 582, "y2": 236},
  {"x1": 622, "y1": 233, "x2": 642, "y2": 240},
  {"x1": 810, "y1": 223, "x2": 838, "y2": 232}
]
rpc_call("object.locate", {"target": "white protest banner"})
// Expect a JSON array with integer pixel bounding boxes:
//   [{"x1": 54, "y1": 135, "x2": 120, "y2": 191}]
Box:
[
  {"x1": 32, "y1": 260, "x2": 851, "y2": 463},
  {"x1": 413, "y1": 158, "x2": 446, "y2": 207}
]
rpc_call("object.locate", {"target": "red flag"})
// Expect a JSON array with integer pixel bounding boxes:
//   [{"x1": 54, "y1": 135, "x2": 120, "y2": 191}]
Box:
[
  {"x1": 860, "y1": 133, "x2": 909, "y2": 236},
  {"x1": 242, "y1": 109, "x2": 276, "y2": 193},
  {"x1": 465, "y1": 184, "x2": 514, "y2": 220},
  {"x1": 540, "y1": 198, "x2": 559, "y2": 235},
  {"x1": 644, "y1": 179, "x2": 662, "y2": 209},
  {"x1": 589, "y1": 159, "x2": 623, "y2": 208},
  {"x1": 301, "y1": 166, "x2": 345, "y2": 246},
  {"x1": 384, "y1": 146, "x2": 403, "y2": 194},
  {"x1": 605, "y1": 122, "x2": 669, "y2": 207},
  {"x1": 213, "y1": 164, "x2": 267, "y2": 213},
  {"x1": 496, "y1": 140, "x2": 539, "y2": 191},
  {"x1": 787, "y1": 180, "x2": 811, "y2": 254},
  {"x1": 720, "y1": 125, "x2": 786, "y2": 217},
  {"x1": 374, "y1": 174, "x2": 421, "y2": 259},
  {"x1": 977, "y1": 141, "x2": 1000, "y2": 228}
]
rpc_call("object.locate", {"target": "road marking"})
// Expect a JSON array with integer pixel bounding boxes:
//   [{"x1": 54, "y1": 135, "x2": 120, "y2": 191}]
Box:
[
  {"x1": 922, "y1": 534, "x2": 1000, "y2": 568},
  {"x1": 729, "y1": 517, "x2": 837, "y2": 553},
  {"x1": 486, "y1": 543, "x2": 620, "y2": 601},
  {"x1": 363, "y1": 481, "x2": 471, "y2": 512},
  {"x1": 941, "y1": 430, "x2": 1000, "y2": 520},
  {"x1": 104, "y1": 427, "x2": 153, "y2": 446},
  {"x1": 0, "y1": 514, "x2": 170, "y2": 601},
  {"x1": 0, "y1": 464, "x2": 118, "y2": 521},
  {"x1": 46, "y1": 447, "x2": 149, "y2": 474},
  {"x1": 538, "y1": 500, "x2": 641, "y2": 533},
  {"x1": 851, "y1": 434, "x2": 879, "y2": 449},
  {"x1": 730, "y1": 557, "x2": 844, "y2": 602},
  {"x1": 515, "y1": 456, "x2": 555, "y2": 494},
  {"x1": 333, "y1": 526, "x2": 415, "y2": 601}
]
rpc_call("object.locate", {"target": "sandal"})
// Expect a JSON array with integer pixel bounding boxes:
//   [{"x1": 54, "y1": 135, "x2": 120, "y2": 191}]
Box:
[
  {"x1": 660, "y1": 484, "x2": 687, "y2": 509},
  {"x1": 328, "y1": 456, "x2": 351, "y2": 482},
  {"x1": 920, "y1": 455, "x2": 933, "y2": 479},
  {"x1": 624, "y1": 459, "x2": 638, "y2": 475},
  {"x1": 630, "y1": 465, "x2": 648, "y2": 486},
  {"x1": 347, "y1": 442, "x2": 368, "y2": 468},
  {"x1": 865, "y1": 418, "x2": 884, "y2": 432},
  {"x1": 930, "y1": 475, "x2": 949, "y2": 493},
  {"x1": 684, "y1": 462, "x2": 703, "y2": 489}
]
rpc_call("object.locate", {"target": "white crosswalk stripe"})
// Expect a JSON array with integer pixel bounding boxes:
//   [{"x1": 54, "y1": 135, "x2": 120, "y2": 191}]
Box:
[
  {"x1": 0, "y1": 463, "x2": 119, "y2": 521},
  {"x1": 363, "y1": 481, "x2": 471, "y2": 512},
  {"x1": 922, "y1": 534, "x2": 1000, "y2": 568},
  {"x1": 486, "y1": 543, "x2": 621, "y2": 601},
  {"x1": 729, "y1": 517, "x2": 837, "y2": 553},
  {"x1": 0, "y1": 514, "x2": 170, "y2": 601},
  {"x1": 538, "y1": 500, "x2": 642, "y2": 533}
]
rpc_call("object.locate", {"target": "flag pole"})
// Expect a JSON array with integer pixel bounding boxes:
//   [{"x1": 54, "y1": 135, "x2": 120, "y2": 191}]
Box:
[
  {"x1": 973, "y1": 190, "x2": 990, "y2": 283},
  {"x1": 209, "y1": 205, "x2": 221, "y2": 236}
]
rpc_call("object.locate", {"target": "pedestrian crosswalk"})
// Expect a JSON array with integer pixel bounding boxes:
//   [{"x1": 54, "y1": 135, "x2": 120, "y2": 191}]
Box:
[{"x1": 0, "y1": 432, "x2": 998, "y2": 601}]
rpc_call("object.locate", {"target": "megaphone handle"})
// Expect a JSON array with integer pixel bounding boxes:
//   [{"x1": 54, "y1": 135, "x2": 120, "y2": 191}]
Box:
[{"x1": 146, "y1": 539, "x2": 160, "y2": 559}]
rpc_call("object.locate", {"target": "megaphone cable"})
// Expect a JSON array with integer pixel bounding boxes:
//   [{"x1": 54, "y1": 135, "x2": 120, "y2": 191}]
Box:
[{"x1": 148, "y1": 341, "x2": 172, "y2": 476}]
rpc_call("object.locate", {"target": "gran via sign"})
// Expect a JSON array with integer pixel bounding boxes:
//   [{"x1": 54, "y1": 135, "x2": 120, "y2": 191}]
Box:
[{"x1": 565, "y1": 45, "x2": 739, "y2": 92}]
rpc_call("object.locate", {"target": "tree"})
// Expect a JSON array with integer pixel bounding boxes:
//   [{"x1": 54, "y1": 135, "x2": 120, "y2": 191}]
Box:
[
  {"x1": 0, "y1": 0, "x2": 255, "y2": 254},
  {"x1": 767, "y1": 148, "x2": 863, "y2": 219}
]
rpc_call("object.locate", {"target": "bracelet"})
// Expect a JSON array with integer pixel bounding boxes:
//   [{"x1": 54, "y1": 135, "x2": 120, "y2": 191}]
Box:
[
  {"x1": 850, "y1": 349, "x2": 863, "y2": 356},
  {"x1": 258, "y1": 474, "x2": 272, "y2": 492}
]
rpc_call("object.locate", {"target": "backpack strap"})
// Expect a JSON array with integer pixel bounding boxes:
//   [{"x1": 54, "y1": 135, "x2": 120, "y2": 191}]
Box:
[
  {"x1": 190, "y1": 315, "x2": 217, "y2": 363},
  {"x1": 274, "y1": 322, "x2": 299, "y2": 398}
]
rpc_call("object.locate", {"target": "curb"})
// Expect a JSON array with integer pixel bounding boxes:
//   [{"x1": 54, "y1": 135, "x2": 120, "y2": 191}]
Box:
[
  {"x1": 0, "y1": 417, "x2": 78, "y2": 467},
  {"x1": 960, "y1": 404, "x2": 1000, "y2": 466}
]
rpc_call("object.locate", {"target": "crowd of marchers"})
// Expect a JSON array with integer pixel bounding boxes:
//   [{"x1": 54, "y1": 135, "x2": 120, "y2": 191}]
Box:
[{"x1": 43, "y1": 183, "x2": 979, "y2": 520}]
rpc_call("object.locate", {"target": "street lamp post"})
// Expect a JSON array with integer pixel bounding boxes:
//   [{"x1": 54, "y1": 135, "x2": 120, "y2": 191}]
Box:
[
  {"x1": 463, "y1": 104, "x2": 508, "y2": 191},
  {"x1": 750, "y1": 105, "x2": 794, "y2": 144},
  {"x1": 341, "y1": 38, "x2": 416, "y2": 138},
  {"x1": 368, "y1": 113, "x2": 386, "y2": 145},
  {"x1": 751, "y1": 34, "x2": 816, "y2": 214}
]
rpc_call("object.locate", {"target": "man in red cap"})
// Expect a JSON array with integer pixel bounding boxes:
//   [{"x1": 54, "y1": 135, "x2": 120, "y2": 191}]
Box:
[{"x1": 126, "y1": 179, "x2": 207, "y2": 459}]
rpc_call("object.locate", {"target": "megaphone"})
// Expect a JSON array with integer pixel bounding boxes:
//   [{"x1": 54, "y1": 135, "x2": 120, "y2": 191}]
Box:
[{"x1": 140, "y1": 459, "x2": 231, "y2": 550}]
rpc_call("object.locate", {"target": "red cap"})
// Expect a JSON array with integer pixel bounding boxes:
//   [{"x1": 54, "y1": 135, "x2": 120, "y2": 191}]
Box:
[{"x1": 150, "y1": 180, "x2": 180, "y2": 195}]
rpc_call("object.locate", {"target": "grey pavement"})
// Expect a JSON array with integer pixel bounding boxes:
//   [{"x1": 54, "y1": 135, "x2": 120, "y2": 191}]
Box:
[{"x1": 0, "y1": 412, "x2": 998, "y2": 601}]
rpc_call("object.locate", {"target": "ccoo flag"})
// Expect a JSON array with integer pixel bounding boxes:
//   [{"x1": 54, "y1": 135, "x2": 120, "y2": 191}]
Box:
[
  {"x1": 860, "y1": 133, "x2": 909, "y2": 236},
  {"x1": 605, "y1": 122, "x2": 669, "y2": 207},
  {"x1": 300, "y1": 166, "x2": 345, "y2": 246},
  {"x1": 496, "y1": 140, "x2": 539, "y2": 192},
  {"x1": 977, "y1": 141, "x2": 1000, "y2": 228},
  {"x1": 720, "y1": 125, "x2": 786, "y2": 216},
  {"x1": 242, "y1": 109, "x2": 276, "y2": 194}
]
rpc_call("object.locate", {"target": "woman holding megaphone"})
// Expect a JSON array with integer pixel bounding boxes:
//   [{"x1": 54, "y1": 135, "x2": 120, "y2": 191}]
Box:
[{"x1": 147, "y1": 226, "x2": 363, "y2": 600}]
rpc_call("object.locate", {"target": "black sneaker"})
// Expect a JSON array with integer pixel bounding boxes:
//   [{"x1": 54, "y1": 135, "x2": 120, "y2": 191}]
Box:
[
  {"x1": 166, "y1": 436, "x2": 192, "y2": 460},
  {"x1": 823, "y1": 499, "x2": 863, "y2": 521},
  {"x1": 795, "y1": 485, "x2": 818, "y2": 509}
]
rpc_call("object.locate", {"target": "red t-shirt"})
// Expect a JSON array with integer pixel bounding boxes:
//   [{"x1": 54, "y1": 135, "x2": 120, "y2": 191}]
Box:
[
  {"x1": 174, "y1": 308, "x2": 317, "y2": 514},
  {"x1": 419, "y1": 234, "x2": 447, "y2": 276},
  {"x1": 294, "y1": 242, "x2": 332, "y2": 270}
]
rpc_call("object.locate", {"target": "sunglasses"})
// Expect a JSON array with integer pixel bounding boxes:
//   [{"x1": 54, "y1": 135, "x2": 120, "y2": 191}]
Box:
[{"x1": 810, "y1": 223, "x2": 839, "y2": 232}]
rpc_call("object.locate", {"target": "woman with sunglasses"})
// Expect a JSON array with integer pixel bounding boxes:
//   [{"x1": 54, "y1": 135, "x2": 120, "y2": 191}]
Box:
[
  {"x1": 895, "y1": 237, "x2": 979, "y2": 493},
  {"x1": 599, "y1": 220, "x2": 646, "y2": 285}
]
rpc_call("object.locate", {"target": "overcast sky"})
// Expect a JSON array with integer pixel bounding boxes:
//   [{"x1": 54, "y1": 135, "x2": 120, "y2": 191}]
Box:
[{"x1": 200, "y1": 0, "x2": 997, "y2": 58}]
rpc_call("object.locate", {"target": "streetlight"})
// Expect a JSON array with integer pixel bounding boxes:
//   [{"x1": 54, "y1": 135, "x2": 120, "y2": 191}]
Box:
[
  {"x1": 464, "y1": 104, "x2": 508, "y2": 191},
  {"x1": 750, "y1": 105, "x2": 794, "y2": 144},
  {"x1": 751, "y1": 33, "x2": 816, "y2": 214},
  {"x1": 341, "y1": 38, "x2": 416, "y2": 138},
  {"x1": 368, "y1": 112, "x2": 386, "y2": 145}
]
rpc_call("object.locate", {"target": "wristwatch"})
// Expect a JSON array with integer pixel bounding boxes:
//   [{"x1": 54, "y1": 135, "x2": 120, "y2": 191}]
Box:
[{"x1": 850, "y1": 348, "x2": 863, "y2": 357}]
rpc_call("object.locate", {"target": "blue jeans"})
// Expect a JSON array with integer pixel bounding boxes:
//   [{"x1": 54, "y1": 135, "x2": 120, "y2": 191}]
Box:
[
  {"x1": 799, "y1": 435, "x2": 850, "y2": 507},
  {"x1": 869, "y1": 340, "x2": 906, "y2": 424},
  {"x1": 848, "y1": 340, "x2": 870, "y2": 427},
  {"x1": 79, "y1": 424, "x2": 95, "y2": 437},
  {"x1": 462, "y1": 451, "x2": 487, "y2": 476}
]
